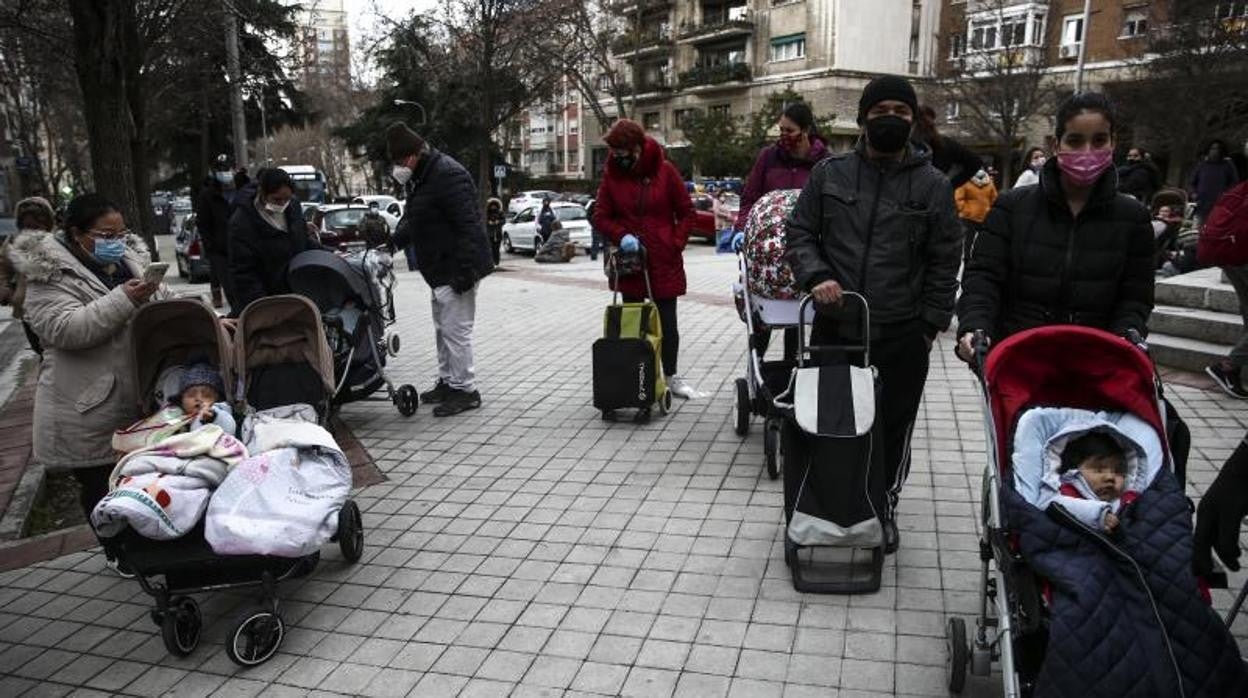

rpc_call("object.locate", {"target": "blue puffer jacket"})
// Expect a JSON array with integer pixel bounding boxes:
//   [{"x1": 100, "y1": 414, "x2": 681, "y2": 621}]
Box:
[{"x1": 1007, "y1": 472, "x2": 1247, "y2": 697}]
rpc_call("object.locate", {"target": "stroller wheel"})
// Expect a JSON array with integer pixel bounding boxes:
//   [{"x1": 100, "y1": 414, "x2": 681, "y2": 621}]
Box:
[
  {"x1": 395, "y1": 384, "x2": 418, "y2": 417},
  {"x1": 734, "y1": 378, "x2": 750, "y2": 436},
  {"x1": 160, "y1": 596, "x2": 202, "y2": 657},
  {"x1": 946, "y1": 617, "x2": 969, "y2": 693},
  {"x1": 338, "y1": 500, "x2": 365, "y2": 563},
  {"x1": 658, "y1": 390, "x2": 672, "y2": 416},
  {"x1": 764, "y1": 419, "x2": 781, "y2": 480},
  {"x1": 226, "y1": 608, "x2": 285, "y2": 667}
]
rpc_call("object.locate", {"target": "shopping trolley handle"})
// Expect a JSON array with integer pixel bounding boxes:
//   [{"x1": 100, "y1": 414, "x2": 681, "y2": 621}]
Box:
[{"x1": 796, "y1": 292, "x2": 871, "y2": 367}]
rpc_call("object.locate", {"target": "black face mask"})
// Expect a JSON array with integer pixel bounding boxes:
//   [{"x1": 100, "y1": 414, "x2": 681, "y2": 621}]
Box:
[
  {"x1": 612, "y1": 154, "x2": 636, "y2": 171},
  {"x1": 865, "y1": 115, "x2": 912, "y2": 154}
]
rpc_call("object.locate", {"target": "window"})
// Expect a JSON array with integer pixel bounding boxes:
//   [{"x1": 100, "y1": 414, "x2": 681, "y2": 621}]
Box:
[
  {"x1": 708, "y1": 104, "x2": 730, "y2": 117},
  {"x1": 1216, "y1": 2, "x2": 1248, "y2": 19},
  {"x1": 770, "y1": 33, "x2": 806, "y2": 62},
  {"x1": 949, "y1": 32, "x2": 966, "y2": 58},
  {"x1": 945, "y1": 101, "x2": 960, "y2": 122},
  {"x1": 1062, "y1": 15, "x2": 1084, "y2": 46},
  {"x1": 674, "y1": 108, "x2": 696, "y2": 129},
  {"x1": 569, "y1": 122, "x2": 579, "y2": 134},
  {"x1": 1121, "y1": 8, "x2": 1148, "y2": 37},
  {"x1": 643, "y1": 111, "x2": 661, "y2": 130},
  {"x1": 967, "y1": 9, "x2": 1045, "y2": 52},
  {"x1": 1001, "y1": 15, "x2": 1027, "y2": 46}
]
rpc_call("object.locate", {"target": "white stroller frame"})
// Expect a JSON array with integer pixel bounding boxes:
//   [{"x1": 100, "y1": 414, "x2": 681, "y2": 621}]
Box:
[{"x1": 732, "y1": 249, "x2": 815, "y2": 479}]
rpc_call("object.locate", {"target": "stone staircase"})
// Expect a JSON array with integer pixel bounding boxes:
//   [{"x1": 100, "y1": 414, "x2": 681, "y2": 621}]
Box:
[{"x1": 1150, "y1": 268, "x2": 1243, "y2": 372}]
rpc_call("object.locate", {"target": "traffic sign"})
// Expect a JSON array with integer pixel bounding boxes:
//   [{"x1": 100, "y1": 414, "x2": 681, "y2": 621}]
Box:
[
  {"x1": 14, "y1": 156, "x2": 32, "y2": 172},
  {"x1": 493, "y1": 165, "x2": 507, "y2": 180}
]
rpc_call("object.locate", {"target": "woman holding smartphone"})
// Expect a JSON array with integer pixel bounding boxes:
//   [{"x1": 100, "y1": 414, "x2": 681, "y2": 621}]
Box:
[{"x1": 10, "y1": 193, "x2": 170, "y2": 575}]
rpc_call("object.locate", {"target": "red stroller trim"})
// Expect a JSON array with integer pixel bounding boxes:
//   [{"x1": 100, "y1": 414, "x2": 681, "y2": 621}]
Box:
[{"x1": 983, "y1": 325, "x2": 1165, "y2": 478}]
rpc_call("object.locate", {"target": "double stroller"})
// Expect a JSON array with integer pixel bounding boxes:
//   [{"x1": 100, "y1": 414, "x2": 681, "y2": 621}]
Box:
[
  {"x1": 948, "y1": 325, "x2": 1245, "y2": 697},
  {"x1": 105, "y1": 296, "x2": 365, "y2": 667},
  {"x1": 288, "y1": 247, "x2": 418, "y2": 416}
]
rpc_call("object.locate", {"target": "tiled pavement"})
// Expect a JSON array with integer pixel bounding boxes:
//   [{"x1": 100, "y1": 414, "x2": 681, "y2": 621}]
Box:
[{"x1": 1, "y1": 245, "x2": 1245, "y2": 697}]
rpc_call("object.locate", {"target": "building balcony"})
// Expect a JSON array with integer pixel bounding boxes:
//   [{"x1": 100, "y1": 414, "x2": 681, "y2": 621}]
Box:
[
  {"x1": 677, "y1": 62, "x2": 751, "y2": 89},
  {"x1": 608, "y1": 0, "x2": 672, "y2": 15},
  {"x1": 678, "y1": 12, "x2": 755, "y2": 44},
  {"x1": 611, "y1": 29, "x2": 675, "y2": 59}
]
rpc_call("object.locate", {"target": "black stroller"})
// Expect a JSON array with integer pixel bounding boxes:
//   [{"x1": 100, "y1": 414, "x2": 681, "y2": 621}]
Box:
[
  {"x1": 288, "y1": 248, "x2": 418, "y2": 416},
  {"x1": 105, "y1": 297, "x2": 364, "y2": 668},
  {"x1": 774, "y1": 294, "x2": 886, "y2": 594}
]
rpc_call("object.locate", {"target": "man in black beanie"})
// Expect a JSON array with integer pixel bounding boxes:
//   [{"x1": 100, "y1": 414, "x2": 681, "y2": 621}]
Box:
[
  {"x1": 784, "y1": 75, "x2": 962, "y2": 554},
  {"x1": 387, "y1": 122, "x2": 494, "y2": 417}
]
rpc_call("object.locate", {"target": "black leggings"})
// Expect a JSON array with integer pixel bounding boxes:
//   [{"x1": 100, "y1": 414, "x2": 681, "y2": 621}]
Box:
[
  {"x1": 623, "y1": 296, "x2": 679, "y2": 377},
  {"x1": 73, "y1": 464, "x2": 113, "y2": 522}
]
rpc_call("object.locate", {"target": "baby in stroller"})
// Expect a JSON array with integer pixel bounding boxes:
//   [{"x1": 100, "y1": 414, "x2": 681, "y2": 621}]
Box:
[
  {"x1": 1009, "y1": 406, "x2": 1245, "y2": 697},
  {"x1": 173, "y1": 362, "x2": 236, "y2": 436}
]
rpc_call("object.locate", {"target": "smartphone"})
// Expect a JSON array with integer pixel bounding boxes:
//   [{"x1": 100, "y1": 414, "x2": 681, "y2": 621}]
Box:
[{"x1": 142, "y1": 262, "x2": 169, "y2": 285}]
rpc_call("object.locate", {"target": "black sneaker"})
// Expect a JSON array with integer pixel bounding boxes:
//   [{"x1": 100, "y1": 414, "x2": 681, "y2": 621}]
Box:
[
  {"x1": 420, "y1": 380, "x2": 452, "y2": 404},
  {"x1": 882, "y1": 519, "x2": 899, "y2": 555},
  {"x1": 106, "y1": 555, "x2": 136, "y2": 579},
  {"x1": 1206, "y1": 362, "x2": 1248, "y2": 399},
  {"x1": 432, "y1": 389, "x2": 481, "y2": 417}
]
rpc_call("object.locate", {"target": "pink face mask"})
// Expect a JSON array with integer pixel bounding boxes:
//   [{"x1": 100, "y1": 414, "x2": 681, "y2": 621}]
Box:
[{"x1": 1056, "y1": 149, "x2": 1113, "y2": 187}]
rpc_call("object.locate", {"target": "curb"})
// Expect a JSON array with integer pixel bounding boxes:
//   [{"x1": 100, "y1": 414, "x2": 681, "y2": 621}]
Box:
[
  {"x1": 0, "y1": 524, "x2": 96, "y2": 573},
  {"x1": 0, "y1": 461, "x2": 42, "y2": 541}
]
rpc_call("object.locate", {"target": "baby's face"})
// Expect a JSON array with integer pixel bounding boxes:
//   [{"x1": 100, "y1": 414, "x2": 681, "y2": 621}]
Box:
[
  {"x1": 1079, "y1": 455, "x2": 1126, "y2": 501},
  {"x1": 181, "y1": 385, "x2": 219, "y2": 415}
]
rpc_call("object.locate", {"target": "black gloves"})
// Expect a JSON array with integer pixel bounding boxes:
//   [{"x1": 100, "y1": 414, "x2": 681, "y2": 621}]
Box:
[{"x1": 1194, "y1": 434, "x2": 1248, "y2": 576}]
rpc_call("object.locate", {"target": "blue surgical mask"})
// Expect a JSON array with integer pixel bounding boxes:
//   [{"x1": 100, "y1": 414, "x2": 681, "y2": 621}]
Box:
[{"x1": 92, "y1": 238, "x2": 127, "y2": 264}]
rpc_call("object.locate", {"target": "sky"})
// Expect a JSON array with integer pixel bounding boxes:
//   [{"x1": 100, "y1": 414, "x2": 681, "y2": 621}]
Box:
[{"x1": 344, "y1": 0, "x2": 440, "y2": 85}]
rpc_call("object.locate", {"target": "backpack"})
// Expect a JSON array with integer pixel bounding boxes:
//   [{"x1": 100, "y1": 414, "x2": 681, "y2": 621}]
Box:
[
  {"x1": 744, "y1": 189, "x2": 802, "y2": 300},
  {"x1": 1197, "y1": 181, "x2": 1248, "y2": 267}
]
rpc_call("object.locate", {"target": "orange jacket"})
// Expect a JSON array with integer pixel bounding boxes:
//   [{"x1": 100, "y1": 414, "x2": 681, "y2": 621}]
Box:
[{"x1": 956, "y1": 179, "x2": 998, "y2": 224}]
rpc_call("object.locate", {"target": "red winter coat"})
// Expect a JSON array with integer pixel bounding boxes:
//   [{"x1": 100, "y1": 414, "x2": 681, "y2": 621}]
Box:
[{"x1": 594, "y1": 137, "x2": 694, "y2": 300}]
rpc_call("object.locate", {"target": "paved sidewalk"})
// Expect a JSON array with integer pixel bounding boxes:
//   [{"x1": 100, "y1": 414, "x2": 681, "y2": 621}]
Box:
[{"x1": 0, "y1": 246, "x2": 1244, "y2": 697}]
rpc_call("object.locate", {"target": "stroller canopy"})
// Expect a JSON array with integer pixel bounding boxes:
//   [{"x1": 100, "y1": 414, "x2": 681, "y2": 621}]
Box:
[
  {"x1": 288, "y1": 250, "x2": 377, "y2": 313},
  {"x1": 983, "y1": 325, "x2": 1165, "y2": 475},
  {"x1": 235, "y1": 294, "x2": 335, "y2": 399},
  {"x1": 130, "y1": 298, "x2": 234, "y2": 409}
]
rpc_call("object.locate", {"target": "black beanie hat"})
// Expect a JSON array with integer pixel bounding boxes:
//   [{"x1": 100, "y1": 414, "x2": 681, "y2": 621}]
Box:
[
  {"x1": 857, "y1": 75, "x2": 919, "y2": 124},
  {"x1": 386, "y1": 122, "x2": 426, "y2": 161}
]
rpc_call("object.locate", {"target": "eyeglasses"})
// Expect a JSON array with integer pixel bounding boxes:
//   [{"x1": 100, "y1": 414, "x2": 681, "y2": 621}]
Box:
[{"x1": 87, "y1": 229, "x2": 130, "y2": 240}]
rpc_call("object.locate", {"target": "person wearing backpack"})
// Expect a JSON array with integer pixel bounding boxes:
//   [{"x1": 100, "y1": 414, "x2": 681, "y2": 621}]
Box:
[{"x1": 1199, "y1": 180, "x2": 1248, "y2": 398}]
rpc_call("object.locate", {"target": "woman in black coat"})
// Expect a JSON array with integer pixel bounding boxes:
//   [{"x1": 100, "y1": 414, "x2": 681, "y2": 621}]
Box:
[
  {"x1": 956, "y1": 93, "x2": 1154, "y2": 359},
  {"x1": 228, "y1": 168, "x2": 317, "y2": 315}
]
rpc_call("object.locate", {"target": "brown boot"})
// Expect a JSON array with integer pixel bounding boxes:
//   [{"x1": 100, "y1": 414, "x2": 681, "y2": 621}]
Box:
[{"x1": 210, "y1": 286, "x2": 224, "y2": 309}]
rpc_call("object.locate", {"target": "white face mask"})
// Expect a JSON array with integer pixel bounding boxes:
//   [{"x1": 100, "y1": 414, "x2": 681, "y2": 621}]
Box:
[
  {"x1": 392, "y1": 165, "x2": 413, "y2": 185},
  {"x1": 264, "y1": 200, "x2": 289, "y2": 214}
]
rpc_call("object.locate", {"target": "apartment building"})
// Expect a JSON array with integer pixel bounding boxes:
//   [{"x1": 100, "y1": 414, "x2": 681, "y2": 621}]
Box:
[
  {"x1": 506, "y1": 77, "x2": 588, "y2": 180},
  {"x1": 589, "y1": 0, "x2": 942, "y2": 174},
  {"x1": 296, "y1": 0, "x2": 352, "y2": 92}
]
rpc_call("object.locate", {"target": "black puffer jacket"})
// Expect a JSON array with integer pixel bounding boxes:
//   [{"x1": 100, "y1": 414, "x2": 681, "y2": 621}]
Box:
[
  {"x1": 228, "y1": 182, "x2": 316, "y2": 315},
  {"x1": 785, "y1": 141, "x2": 963, "y2": 334},
  {"x1": 958, "y1": 159, "x2": 1154, "y2": 341},
  {"x1": 195, "y1": 185, "x2": 231, "y2": 256},
  {"x1": 393, "y1": 147, "x2": 493, "y2": 290}
]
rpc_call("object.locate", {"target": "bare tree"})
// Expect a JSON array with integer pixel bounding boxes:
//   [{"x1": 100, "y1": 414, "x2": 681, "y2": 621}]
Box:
[
  {"x1": 543, "y1": 0, "x2": 630, "y2": 131},
  {"x1": 1111, "y1": 0, "x2": 1248, "y2": 182},
  {"x1": 938, "y1": 0, "x2": 1057, "y2": 186}
]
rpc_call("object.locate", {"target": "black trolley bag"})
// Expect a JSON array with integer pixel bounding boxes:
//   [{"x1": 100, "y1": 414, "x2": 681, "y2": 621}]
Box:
[
  {"x1": 593, "y1": 248, "x2": 673, "y2": 423},
  {"x1": 774, "y1": 293, "x2": 887, "y2": 593}
]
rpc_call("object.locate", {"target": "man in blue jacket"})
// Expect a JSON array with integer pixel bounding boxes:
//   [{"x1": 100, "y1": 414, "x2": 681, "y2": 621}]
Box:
[{"x1": 387, "y1": 123, "x2": 494, "y2": 417}]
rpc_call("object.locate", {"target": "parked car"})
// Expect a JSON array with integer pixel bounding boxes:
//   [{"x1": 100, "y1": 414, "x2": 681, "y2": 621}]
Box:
[
  {"x1": 351, "y1": 194, "x2": 399, "y2": 212},
  {"x1": 689, "y1": 192, "x2": 739, "y2": 242},
  {"x1": 507, "y1": 190, "x2": 559, "y2": 215},
  {"x1": 171, "y1": 196, "x2": 193, "y2": 232},
  {"x1": 150, "y1": 193, "x2": 173, "y2": 235},
  {"x1": 310, "y1": 204, "x2": 400, "y2": 251},
  {"x1": 560, "y1": 192, "x2": 592, "y2": 206},
  {"x1": 502, "y1": 201, "x2": 591, "y2": 254},
  {"x1": 174, "y1": 213, "x2": 211, "y2": 283}
]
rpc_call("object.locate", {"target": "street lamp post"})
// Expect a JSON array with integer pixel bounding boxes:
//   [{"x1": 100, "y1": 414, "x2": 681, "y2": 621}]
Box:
[
  {"x1": 393, "y1": 100, "x2": 428, "y2": 127},
  {"x1": 1073, "y1": 0, "x2": 1093, "y2": 94}
]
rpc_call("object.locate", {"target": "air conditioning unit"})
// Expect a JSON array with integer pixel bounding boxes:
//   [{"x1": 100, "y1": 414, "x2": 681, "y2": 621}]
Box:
[{"x1": 1059, "y1": 43, "x2": 1080, "y2": 59}]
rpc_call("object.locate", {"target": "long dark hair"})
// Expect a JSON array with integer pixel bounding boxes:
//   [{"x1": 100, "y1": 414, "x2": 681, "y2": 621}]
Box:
[
  {"x1": 781, "y1": 101, "x2": 816, "y2": 136},
  {"x1": 1056, "y1": 92, "x2": 1116, "y2": 140},
  {"x1": 64, "y1": 193, "x2": 121, "y2": 236}
]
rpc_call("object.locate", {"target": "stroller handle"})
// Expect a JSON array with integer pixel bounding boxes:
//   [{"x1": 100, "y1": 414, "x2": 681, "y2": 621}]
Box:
[{"x1": 796, "y1": 292, "x2": 871, "y2": 368}]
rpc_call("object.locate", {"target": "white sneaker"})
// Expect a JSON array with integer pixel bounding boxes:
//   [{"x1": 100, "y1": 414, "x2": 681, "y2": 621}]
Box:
[
  {"x1": 666, "y1": 375, "x2": 705, "y2": 400},
  {"x1": 106, "y1": 556, "x2": 135, "y2": 579}
]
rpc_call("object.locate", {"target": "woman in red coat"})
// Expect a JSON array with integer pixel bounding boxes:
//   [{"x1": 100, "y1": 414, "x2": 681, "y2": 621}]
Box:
[{"x1": 593, "y1": 118, "x2": 702, "y2": 399}]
